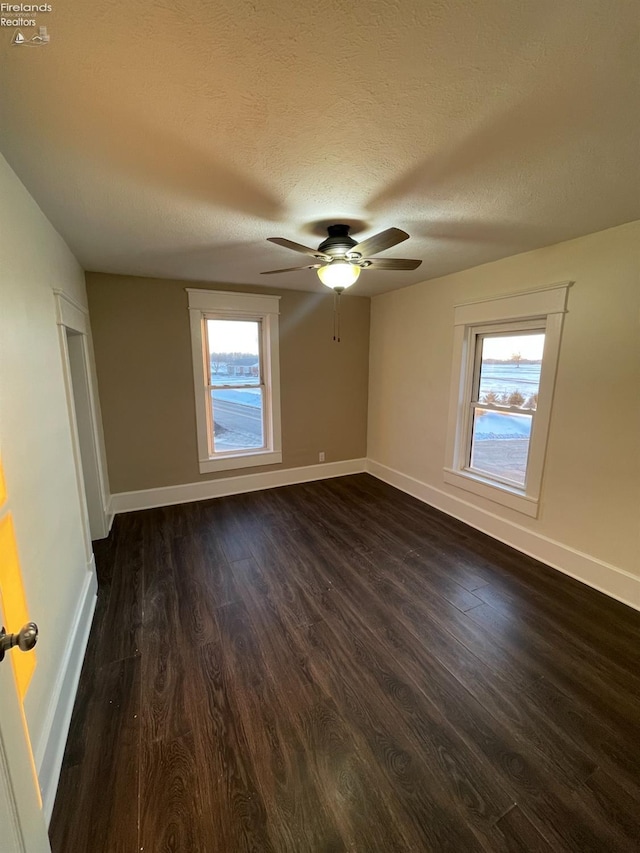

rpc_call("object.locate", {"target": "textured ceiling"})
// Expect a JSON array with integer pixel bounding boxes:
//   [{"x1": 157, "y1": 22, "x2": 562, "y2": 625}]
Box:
[{"x1": 1, "y1": 0, "x2": 638, "y2": 296}]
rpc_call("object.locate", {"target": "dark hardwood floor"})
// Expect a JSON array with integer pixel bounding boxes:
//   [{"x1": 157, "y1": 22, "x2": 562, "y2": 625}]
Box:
[{"x1": 49, "y1": 474, "x2": 640, "y2": 852}]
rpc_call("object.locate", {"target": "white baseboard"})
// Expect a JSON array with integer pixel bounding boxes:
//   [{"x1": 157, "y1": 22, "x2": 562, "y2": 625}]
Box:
[
  {"x1": 367, "y1": 459, "x2": 640, "y2": 612},
  {"x1": 109, "y1": 458, "x2": 368, "y2": 514},
  {"x1": 36, "y1": 563, "x2": 98, "y2": 824}
]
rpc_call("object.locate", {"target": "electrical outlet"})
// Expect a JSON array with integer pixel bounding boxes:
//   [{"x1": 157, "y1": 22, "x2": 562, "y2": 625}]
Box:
[{"x1": 319, "y1": 451, "x2": 325, "y2": 462}]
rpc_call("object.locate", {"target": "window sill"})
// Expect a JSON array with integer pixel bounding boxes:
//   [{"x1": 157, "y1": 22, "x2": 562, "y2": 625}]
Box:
[
  {"x1": 199, "y1": 450, "x2": 282, "y2": 474},
  {"x1": 443, "y1": 467, "x2": 539, "y2": 518}
]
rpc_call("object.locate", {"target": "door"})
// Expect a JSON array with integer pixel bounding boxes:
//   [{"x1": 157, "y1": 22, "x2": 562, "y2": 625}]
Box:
[{"x1": 0, "y1": 459, "x2": 50, "y2": 853}]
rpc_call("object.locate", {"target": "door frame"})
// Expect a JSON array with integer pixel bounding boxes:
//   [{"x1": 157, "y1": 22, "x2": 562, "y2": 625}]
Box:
[{"x1": 53, "y1": 289, "x2": 111, "y2": 543}]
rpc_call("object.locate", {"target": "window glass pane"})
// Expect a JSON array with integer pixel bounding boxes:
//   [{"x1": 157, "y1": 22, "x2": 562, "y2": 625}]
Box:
[
  {"x1": 207, "y1": 319, "x2": 260, "y2": 387},
  {"x1": 477, "y1": 333, "x2": 544, "y2": 410},
  {"x1": 211, "y1": 388, "x2": 264, "y2": 452},
  {"x1": 469, "y1": 408, "x2": 532, "y2": 486}
]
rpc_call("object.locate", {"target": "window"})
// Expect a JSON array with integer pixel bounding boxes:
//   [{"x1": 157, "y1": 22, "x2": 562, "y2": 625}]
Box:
[
  {"x1": 467, "y1": 326, "x2": 544, "y2": 488},
  {"x1": 444, "y1": 283, "x2": 571, "y2": 517},
  {"x1": 187, "y1": 289, "x2": 282, "y2": 473}
]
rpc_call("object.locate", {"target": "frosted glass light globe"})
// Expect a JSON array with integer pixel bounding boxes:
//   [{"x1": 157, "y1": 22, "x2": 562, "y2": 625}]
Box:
[{"x1": 317, "y1": 261, "x2": 361, "y2": 289}]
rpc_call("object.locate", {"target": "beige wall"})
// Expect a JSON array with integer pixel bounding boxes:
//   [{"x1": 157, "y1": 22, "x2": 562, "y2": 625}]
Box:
[
  {"x1": 86, "y1": 274, "x2": 370, "y2": 492},
  {"x1": 0, "y1": 155, "x2": 98, "y2": 773},
  {"x1": 368, "y1": 222, "x2": 640, "y2": 590}
]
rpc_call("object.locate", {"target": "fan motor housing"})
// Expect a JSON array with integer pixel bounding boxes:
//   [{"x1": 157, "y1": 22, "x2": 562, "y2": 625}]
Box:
[{"x1": 318, "y1": 224, "x2": 358, "y2": 257}]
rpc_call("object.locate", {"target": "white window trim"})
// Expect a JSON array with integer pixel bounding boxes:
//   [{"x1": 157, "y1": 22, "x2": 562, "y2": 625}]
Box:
[
  {"x1": 444, "y1": 282, "x2": 572, "y2": 518},
  {"x1": 187, "y1": 289, "x2": 282, "y2": 474}
]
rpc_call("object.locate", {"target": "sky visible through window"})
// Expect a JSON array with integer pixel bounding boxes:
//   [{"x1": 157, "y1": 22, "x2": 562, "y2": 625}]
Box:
[
  {"x1": 208, "y1": 319, "x2": 259, "y2": 355},
  {"x1": 481, "y1": 333, "x2": 544, "y2": 361}
]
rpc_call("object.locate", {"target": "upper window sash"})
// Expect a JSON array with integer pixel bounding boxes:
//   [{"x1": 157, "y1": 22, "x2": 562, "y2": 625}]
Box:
[
  {"x1": 470, "y1": 325, "x2": 544, "y2": 405},
  {"x1": 203, "y1": 315, "x2": 264, "y2": 387}
]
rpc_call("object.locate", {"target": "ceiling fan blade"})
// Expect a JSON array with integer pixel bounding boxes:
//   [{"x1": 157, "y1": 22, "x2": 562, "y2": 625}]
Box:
[
  {"x1": 363, "y1": 257, "x2": 422, "y2": 270},
  {"x1": 350, "y1": 227, "x2": 410, "y2": 257},
  {"x1": 260, "y1": 264, "x2": 321, "y2": 274},
  {"x1": 267, "y1": 237, "x2": 330, "y2": 260}
]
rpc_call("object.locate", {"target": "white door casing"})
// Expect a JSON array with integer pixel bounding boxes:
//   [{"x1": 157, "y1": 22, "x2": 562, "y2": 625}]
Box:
[{"x1": 53, "y1": 289, "x2": 110, "y2": 543}]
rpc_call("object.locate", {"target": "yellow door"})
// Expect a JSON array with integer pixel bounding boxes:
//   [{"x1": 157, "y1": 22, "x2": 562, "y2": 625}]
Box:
[{"x1": 0, "y1": 458, "x2": 51, "y2": 853}]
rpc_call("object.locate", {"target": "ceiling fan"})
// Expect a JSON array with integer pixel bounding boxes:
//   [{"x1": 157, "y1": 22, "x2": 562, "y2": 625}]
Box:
[{"x1": 261, "y1": 224, "x2": 422, "y2": 292}]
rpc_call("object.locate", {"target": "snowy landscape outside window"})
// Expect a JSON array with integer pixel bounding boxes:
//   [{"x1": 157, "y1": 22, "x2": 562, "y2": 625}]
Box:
[
  {"x1": 207, "y1": 319, "x2": 265, "y2": 454},
  {"x1": 187, "y1": 289, "x2": 282, "y2": 474},
  {"x1": 467, "y1": 331, "x2": 545, "y2": 487}
]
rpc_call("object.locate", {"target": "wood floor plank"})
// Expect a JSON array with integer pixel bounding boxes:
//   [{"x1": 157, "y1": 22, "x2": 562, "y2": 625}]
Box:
[
  {"x1": 466, "y1": 602, "x2": 640, "y2": 740},
  {"x1": 216, "y1": 584, "x2": 423, "y2": 851},
  {"x1": 299, "y1": 542, "x2": 601, "y2": 794},
  {"x1": 524, "y1": 675, "x2": 640, "y2": 797},
  {"x1": 244, "y1": 486, "x2": 640, "y2": 849},
  {"x1": 229, "y1": 565, "x2": 485, "y2": 852},
  {"x1": 471, "y1": 575, "x2": 640, "y2": 690},
  {"x1": 49, "y1": 656, "x2": 140, "y2": 853},
  {"x1": 222, "y1": 545, "x2": 471, "y2": 849},
  {"x1": 192, "y1": 639, "x2": 337, "y2": 853},
  {"x1": 56, "y1": 588, "x2": 110, "y2": 768},
  {"x1": 276, "y1": 539, "x2": 618, "y2": 850},
  {"x1": 238, "y1": 532, "x2": 515, "y2": 847},
  {"x1": 140, "y1": 731, "x2": 218, "y2": 853},
  {"x1": 570, "y1": 768, "x2": 640, "y2": 848},
  {"x1": 312, "y1": 543, "x2": 600, "y2": 791},
  {"x1": 213, "y1": 596, "x2": 418, "y2": 852},
  {"x1": 51, "y1": 475, "x2": 640, "y2": 853},
  {"x1": 348, "y1": 473, "x2": 640, "y2": 657},
  {"x1": 491, "y1": 806, "x2": 554, "y2": 852},
  {"x1": 140, "y1": 530, "x2": 195, "y2": 745},
  {"x1": 300, "y1": 618, "x2": 513, "y2": 851},
  {"x1": 98, "y1": 511, "x2": 143, "y2": 663}
]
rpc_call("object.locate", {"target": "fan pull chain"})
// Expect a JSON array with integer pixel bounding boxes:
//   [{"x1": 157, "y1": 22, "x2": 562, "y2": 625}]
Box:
[{"x1": 333, "y1": 291, "x2": 341, "y2": 343}]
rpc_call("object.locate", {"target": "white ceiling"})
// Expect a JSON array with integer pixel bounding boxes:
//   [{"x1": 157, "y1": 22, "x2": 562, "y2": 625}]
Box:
[{"x1": 1, "y1": 0, "x2": 638, "y2": 297}]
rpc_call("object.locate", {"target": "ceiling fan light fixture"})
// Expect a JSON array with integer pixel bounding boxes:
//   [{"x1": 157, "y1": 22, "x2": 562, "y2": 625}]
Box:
[{"x1": 317, "y1": 261, "x2": 360, "y2": 290}]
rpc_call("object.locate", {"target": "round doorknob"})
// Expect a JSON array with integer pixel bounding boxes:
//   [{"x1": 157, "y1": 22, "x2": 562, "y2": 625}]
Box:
[
  {"x1": 17, "y1": 622, "x2": 38, "y2": 652},
  {"x1": 0, "y1": 622, "x2": 39, "y2": 662}
]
